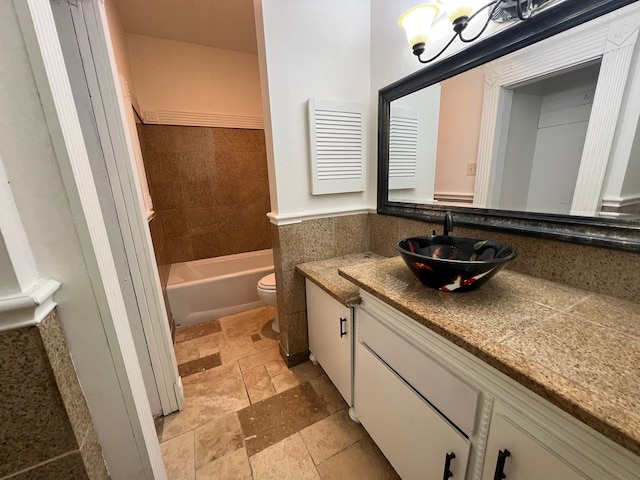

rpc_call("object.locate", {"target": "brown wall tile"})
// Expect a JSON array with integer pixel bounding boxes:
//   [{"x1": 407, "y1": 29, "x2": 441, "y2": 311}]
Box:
[
  {"x1": 138, "y1": 125, "x2": 271, "y2": 264},
  {"x1": 0, "y1": 310, "x2": 106, "y2": 479},
  {"x1": 0, "y1": 327, "x2": 77, "y2": 477}
]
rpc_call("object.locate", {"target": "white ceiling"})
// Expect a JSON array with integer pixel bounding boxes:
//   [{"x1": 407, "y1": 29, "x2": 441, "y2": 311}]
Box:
[{"x1": 112, "y1": 0, "x2": 258, "y2": 54}]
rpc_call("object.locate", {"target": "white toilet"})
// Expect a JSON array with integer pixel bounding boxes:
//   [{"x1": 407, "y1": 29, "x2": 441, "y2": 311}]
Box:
[{"x1": 257, "y1": 273, "x2": 279, "y2": 333}]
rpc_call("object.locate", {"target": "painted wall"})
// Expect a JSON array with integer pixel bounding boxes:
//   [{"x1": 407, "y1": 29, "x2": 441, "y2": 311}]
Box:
[
  {"x1": 256, "y1": 0, "x2": 371, "y2": 217},
  {"x1": 104, "y1": 0, "x2": 137, "y2": 103},
  {"x1": 0, "y1": 2, "x2": 150, "y2": 477},
  {"x1": 126, "y1": 34, "x2": 263, "y2": 124}
]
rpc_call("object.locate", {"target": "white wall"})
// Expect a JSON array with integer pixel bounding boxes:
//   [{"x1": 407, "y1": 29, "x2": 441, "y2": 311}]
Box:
[
  {"x1": 390, "y1": 84, "x2": 441, "y2": 203},
  {"x1": 256, "y1": 0, "x2": 371, "y2": 217},
  {"x1": 127, "y1": 34, "x2": 263, "y2": 125},
  {"x1": 0, "y1": 3, "x2": 150, "y2": 478},
  {"x1": 104, "y1": 0, "x2": 137, "y2": 103}
]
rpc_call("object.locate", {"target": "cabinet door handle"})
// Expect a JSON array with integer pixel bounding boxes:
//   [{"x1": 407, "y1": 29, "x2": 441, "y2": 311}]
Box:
[
  {"x1": 442, "y1": 452, "x2": 455, "y2": 480},
  {"x1": 493, "y1": 449, "x2": 511, "y2": 480},
  {"x1": 339, "y1": 317, "x2": 347, "y2": 337}
]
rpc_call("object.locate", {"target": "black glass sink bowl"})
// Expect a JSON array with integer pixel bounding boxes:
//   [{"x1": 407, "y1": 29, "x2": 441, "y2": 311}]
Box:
[{"x1": 396, "y1": 236, "x2": 517, "y2": 292}]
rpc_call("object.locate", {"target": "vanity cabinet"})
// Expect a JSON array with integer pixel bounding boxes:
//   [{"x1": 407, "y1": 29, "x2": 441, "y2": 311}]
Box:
[
  {"x1": 353, "y1": 291, "x2": 640, "y2": 480},
  {"x1": 481, "y1": 406, "x2": 585, "y2": 480},
  {"x1": 305, "y1": 279, "x2": 352, "y2": 405}
]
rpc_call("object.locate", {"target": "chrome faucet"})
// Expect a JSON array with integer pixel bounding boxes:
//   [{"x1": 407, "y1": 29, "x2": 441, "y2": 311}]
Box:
[{"x1": 443, "y1": 212, "x2": 454, "y2": 236}]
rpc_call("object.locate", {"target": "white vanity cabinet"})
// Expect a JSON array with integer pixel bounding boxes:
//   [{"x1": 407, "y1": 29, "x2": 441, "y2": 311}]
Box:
[
  {"x1": 353, "y1": 291, "x2": 640, "y2": 480},
  {"x1": 305, "y1": 279, "x2": 352, "y2": 405},
  {"x1": 481, "y1": 406, "x2": 586, "y2": 480}
]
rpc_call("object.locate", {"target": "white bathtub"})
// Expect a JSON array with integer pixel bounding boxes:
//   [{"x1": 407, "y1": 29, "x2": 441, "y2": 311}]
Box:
[{"x1": 167, "y1": 249, "x2": 274, "y2": 327}]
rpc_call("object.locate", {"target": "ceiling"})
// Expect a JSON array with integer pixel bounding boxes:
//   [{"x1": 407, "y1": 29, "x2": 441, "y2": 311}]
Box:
[{"x1": 112, "y1": 0, "x2": 258, "y2": 54}]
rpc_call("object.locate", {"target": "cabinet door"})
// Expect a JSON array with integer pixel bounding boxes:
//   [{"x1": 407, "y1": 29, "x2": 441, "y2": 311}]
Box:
[
  {"x1": 355, "y1": 342, "x2": 470, "y2": 480},
  {"x1": 482, "y1": 413, "x2": 587, "y2": 480},
  {"x1": 306, "y1": 279, "x2": 352, "y2": 404}
]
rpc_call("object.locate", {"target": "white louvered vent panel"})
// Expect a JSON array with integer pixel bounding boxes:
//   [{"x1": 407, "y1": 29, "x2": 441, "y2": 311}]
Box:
[
  {"x1": 389, "y1": 106, "x2": 419, "y2": 190},
  {"x1": 309, "y1": 99, "x2": 366, "y2": 195}
]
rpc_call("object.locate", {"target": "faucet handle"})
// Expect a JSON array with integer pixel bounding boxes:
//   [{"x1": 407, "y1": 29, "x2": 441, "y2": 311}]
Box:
[{"x1": 443, "y1": 211, "x2": 454, "y2": 236}]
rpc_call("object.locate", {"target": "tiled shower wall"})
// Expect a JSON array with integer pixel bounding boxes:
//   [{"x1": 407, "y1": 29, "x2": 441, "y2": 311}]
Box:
[
  {"x1": 0, "y1": 310, "x2": 108, "y2": 479},
  {"x1": 137, "y1": 125, "x2": 272, "y2": 264},
  {"x1": 273, "y1": 212, "x2": 639, "y2": 367}
]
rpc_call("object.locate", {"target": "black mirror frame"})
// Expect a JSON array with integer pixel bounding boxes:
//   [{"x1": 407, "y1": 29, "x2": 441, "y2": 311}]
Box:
[{"x1": 378, "y1": 0, "x2": 640, "y2": 253}]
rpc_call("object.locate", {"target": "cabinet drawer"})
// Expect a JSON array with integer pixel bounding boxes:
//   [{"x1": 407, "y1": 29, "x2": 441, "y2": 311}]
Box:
[
  {"x1": 358, "y1": 308, "x2": 479, "y2": 435},
  {"x1": 355, "y1": 342, "x2": 470, "y2": 480}
]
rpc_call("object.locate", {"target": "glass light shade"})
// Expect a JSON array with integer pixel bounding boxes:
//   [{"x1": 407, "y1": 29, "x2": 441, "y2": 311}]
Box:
[
  {"x1": 442, "y1": 0, "x2": 474, "y2": 23},
  {"x1": 398, "y1": 4, "x2": 440, "y2": 47}
]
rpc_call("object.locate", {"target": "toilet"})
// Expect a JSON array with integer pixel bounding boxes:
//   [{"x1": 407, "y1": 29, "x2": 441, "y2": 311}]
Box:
[{"x1": 257, "y1": 273, "x2": 279, "y2": 333}]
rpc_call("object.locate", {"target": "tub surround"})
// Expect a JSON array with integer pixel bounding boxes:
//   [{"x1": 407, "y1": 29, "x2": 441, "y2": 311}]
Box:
[
  {"x1": 137, "y1": 125, "x2": 271, "y2": 264},
  {"x1": 295, "y1": 252, "x2": 385, "y2": 307},
  {"x1": 337, "y1": 256, "x2": 640, "y2": 457},
  {"x1": 0, "y1": 309, "x2": 109, "y2": 479}
]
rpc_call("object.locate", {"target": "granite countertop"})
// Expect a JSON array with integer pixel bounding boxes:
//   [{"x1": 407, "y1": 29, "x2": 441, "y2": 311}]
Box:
[
  {"x1": 338, "y1": 256, "x2": 640, "y2": 457},
  {"x1": 296, "y1": 252, "x2": 386, "y2": 307}
]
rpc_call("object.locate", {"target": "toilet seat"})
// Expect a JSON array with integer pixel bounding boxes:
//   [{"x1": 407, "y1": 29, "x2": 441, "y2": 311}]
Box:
[{"x1": 258, "y1": 273, "x2": 276, "y2": 291}]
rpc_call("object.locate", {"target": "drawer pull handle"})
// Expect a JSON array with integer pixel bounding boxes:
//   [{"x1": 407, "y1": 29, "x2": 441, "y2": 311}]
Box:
[
  {"x1": 493, "y1": 449, "x2": 511, "y2": 480},
  {"x1": 442, "y1": 452, "x2": 455, "y2": 480},
  {"x1": 339, "y1": 317, "x2": 347, "y2": 337}
]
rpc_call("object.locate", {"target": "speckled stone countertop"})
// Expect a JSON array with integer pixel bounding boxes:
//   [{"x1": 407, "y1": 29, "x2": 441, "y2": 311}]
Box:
[
  {"x1": 338, "y1": 256, "x2": 640, "y2": 457},
  {"x1": 296, "y1": 252, "x2": 385, "y2": 307}
]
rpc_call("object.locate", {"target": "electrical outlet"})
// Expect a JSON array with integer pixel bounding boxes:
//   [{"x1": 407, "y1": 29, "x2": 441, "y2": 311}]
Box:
[{"x1": 467, "y1": 163, "x2": 477, "y2": 176}]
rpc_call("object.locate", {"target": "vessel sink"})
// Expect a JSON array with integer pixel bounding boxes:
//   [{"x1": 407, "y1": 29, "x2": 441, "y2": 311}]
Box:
[{"x1": 396, "y1": 236, "x2": 517, "y2": 292}]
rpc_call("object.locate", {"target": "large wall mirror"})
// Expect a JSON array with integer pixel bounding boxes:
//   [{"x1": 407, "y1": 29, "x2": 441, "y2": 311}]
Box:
[{"x1": 378, "y1": 0, "x2": 640, "y2": 252}]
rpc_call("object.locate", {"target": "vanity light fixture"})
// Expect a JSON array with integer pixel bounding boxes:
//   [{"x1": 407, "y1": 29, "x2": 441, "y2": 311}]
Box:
[{"x1": 399, "y1": 0, "x2": 550, "y2": 64}]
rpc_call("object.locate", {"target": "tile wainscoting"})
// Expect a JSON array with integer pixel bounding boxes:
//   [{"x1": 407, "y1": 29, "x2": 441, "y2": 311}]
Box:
[{"x1": 0, "y1": 310, "x2": 109, "y2": 480}]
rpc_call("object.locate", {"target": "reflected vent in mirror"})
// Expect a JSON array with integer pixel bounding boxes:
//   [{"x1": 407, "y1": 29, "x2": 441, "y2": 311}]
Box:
[
  {"x1": 389, "y1": 106, "x2": 419, "y2": 190},
  {"x1": 308, "y1": 98, "x2": 365, "y2": 195}
]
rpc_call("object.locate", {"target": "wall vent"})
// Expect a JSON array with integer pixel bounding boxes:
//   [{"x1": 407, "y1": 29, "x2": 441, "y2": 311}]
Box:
[
  {"x1": 308, "y1": 98, "x2": 365, "y2": 195},
  {"x1": 389, "y1": 106, "x2": 419, "y2": 190}
]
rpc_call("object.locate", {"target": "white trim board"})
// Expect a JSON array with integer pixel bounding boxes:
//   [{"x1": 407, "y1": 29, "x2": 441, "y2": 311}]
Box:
[
  {"x1": 142, "y1": 109, "x2": 264, "y2": 130},
  {"x1": 15, "y1": 1, "x2": 167, "y2": 478},
  {"x1": 267, "y1": 208, "x2": 374, "y2": 226}
]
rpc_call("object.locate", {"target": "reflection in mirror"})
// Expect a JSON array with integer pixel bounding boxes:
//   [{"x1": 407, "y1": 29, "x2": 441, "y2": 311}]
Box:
[{"x1": 386, "y1": 4, "x2": 640, "y2": 223}]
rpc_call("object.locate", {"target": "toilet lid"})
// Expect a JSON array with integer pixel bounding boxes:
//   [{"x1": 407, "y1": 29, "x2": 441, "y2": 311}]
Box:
[{"x1": 259, "y1": 273, "x2": 276, "y2": 290}]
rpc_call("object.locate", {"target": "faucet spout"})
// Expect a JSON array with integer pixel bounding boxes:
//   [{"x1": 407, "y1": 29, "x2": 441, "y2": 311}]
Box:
[{"x1": 443, "y1": 212, "x2": 454, "y2": 236}]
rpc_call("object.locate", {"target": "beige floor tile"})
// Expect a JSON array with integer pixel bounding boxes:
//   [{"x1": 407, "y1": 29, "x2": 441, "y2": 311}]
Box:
[
  {"x1": 271, "y1": 369, "x2": 301, "y2": 393},
  {"x1": 238, "y1": 348, "x2": 282, "y2": 372},
  {"x1": 316, "y1": 436, "x2": 400, "y2": 480},
  {"x1": 309, "y1": 375, "x2": 347, "y2": 415},
  {"x1": 291, "y1": 361, "x2": 325, "y2": 383},
  {"x1": 300, "y1": 409, "x2": 366, "y2": 465},
  {"x1": 219, "y1": 336, "x2": 258, "y2": 364},
  {"x1": 196, "y1": 332, "x2": 224, "y2": 357},
  {"x1": 264, "y1": 358, "x2": 288, "y2": 377},
  {"x1": 196, "y1": 448, "x2": 252, "y2": 480},
  {"x1": 194, "y1": 413, "x2": 244, "y2": 469},
  {"x1": 163, "y1": 363, "x2": 249, "y2": 440},
  {"x1": 160, "y1": 430, "x2": 195, "y2": 480},
  {"x1": 243, "y1": 365, "x2": 277, "y2": 404},
  {"x1": 254, "y1": 337, "x2": 278, "y2": 352},
  {"x1": 250, "y1": 433, "x2": 320, "y2": 480},
  {"x1": 220, "y1": 306, "x2": 274, "y2": 339},
  {"x1": 175, "y1": 341, "x2": 200, "y2": 365}
]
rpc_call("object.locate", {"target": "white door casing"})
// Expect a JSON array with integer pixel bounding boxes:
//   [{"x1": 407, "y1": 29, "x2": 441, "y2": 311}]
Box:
[{"x1": 474, "y1": 5, "x2": 640, "y2": 217}]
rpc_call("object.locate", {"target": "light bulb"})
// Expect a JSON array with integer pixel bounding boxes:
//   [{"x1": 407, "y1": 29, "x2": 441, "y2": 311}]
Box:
[
  {"x1": 398, "y1": 4, "x2": 440, "y2": 49},
  {"x1": 442, "y1": 0, "x2": 474, "y2": 23}
]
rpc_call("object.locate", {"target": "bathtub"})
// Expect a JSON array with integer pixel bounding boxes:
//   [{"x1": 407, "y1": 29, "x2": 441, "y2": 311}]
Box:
[{"x1": 167, "y1": 249, "x2": 274, "y2": 327}]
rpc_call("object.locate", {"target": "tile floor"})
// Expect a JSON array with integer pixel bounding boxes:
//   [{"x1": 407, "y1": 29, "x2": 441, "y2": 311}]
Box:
[{"x1": 156, "y1": 306, "x2": 401, "y2": 479}]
